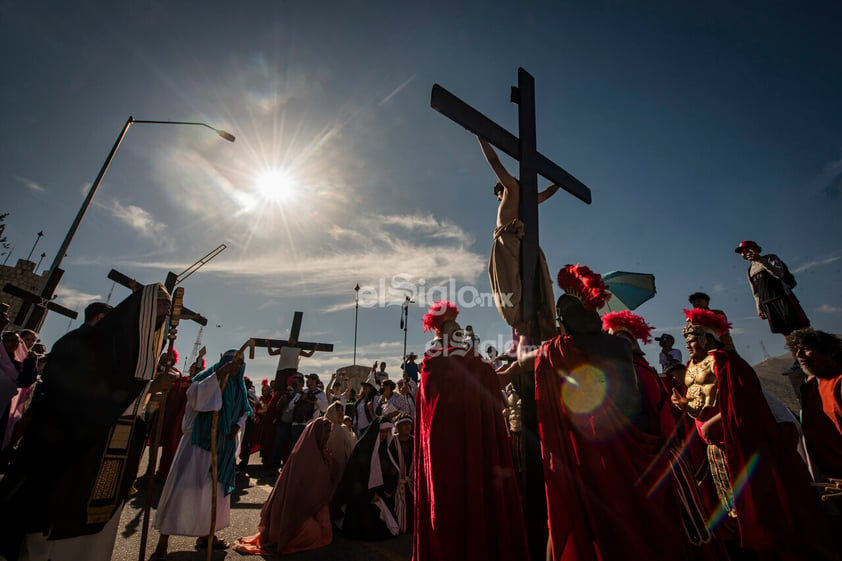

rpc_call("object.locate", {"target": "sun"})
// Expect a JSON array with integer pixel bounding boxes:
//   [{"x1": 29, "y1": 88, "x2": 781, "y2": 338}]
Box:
[{"x1": 254, "y1": 168, "x2": 300, "y2": 204}]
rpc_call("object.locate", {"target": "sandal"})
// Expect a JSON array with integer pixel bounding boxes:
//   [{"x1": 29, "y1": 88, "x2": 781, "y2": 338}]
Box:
[{"x1": 195, "y1": 535, "x2": 229, "y2": 550}]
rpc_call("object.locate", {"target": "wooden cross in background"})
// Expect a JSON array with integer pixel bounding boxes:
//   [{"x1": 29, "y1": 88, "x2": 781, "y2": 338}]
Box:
[{"x1": 252, "y1": 311, "x2": 334, "y2": 353}]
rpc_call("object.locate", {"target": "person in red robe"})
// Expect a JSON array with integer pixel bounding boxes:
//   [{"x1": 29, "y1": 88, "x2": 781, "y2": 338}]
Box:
[
  {"x1": 258, "y1": 382, "x2": 282, "y2": 467},
  {"x1": 674, "y1": 308, "x2": 837, "y2": 561},
  {"x1": 413, "y1": 301, "x2": 527, "y2": 561},
  {"x1": 787, "y1": 328, "x2": 842, "y2": 479},
  {"x1": 602, "y1": 310, "x2": 676, "y2": 437},
  {"x1": 602, "y1": 310, "x2": 728, "y2": 559},
  {"x1": 155, "y1": 349, "x2": 197, "y2": 481},
  {"x1": 502, "y1": 265, "x2": 721, "y2": 561}
]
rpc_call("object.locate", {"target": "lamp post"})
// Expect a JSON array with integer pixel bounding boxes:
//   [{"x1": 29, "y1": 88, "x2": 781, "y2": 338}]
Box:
[
  {"x1": 353, "y1": 283, "x2": 360, "y2": 366},
  {"x1": 35, "y1": 252, "x2": 46, "y2": 274},
  {"x1": 23, "y1": 116, "x2": 235, "y2": 330},
  {"x1": 400, "y1": 296, "x2": 414, "y2": 365},
  {"x1": 26, "y1": 231, "x2": 44, "y2": 262}
]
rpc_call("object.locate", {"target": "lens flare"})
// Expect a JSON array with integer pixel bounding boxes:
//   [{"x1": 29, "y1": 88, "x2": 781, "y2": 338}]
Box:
[{"x1": 561, "y1": 364, "x2": 608, "y2": 415}]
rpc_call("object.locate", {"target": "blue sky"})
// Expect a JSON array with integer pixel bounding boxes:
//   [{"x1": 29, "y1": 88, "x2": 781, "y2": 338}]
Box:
[{"x1": 2, "y1": 1, "x2": 841, "y2": 378}]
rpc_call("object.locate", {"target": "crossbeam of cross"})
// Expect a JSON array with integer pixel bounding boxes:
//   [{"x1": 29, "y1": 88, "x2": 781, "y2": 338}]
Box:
[
  {"x1": 251, "y1": 311, "x2": 334, "y2": 352},
  {"x1": 107, "y1": 269, "x2": 207, "y2": 326},
  {"x1": 3, "y1": 281, "x2": 77, "y2": 324}
]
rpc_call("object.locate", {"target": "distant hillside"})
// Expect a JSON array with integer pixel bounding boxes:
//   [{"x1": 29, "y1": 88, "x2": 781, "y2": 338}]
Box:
[{"x1": 753, "y1": 354, "x2": 800, "y2": 413}]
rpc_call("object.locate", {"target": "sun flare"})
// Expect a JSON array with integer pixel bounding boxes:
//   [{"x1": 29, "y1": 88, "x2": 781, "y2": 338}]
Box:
[{"x1": 254, "y1": 168, "x2": 299, "y2": 205}]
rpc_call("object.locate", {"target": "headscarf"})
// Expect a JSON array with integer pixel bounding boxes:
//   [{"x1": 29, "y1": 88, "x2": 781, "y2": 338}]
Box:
[{"x1": 191, "y1": 349, "x2": 252, "y2": 495}]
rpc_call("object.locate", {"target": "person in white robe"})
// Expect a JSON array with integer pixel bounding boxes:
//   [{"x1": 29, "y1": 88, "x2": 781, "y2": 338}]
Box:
[{"x1": 151, "y1": 349, "x2": 251, "y2": 558}]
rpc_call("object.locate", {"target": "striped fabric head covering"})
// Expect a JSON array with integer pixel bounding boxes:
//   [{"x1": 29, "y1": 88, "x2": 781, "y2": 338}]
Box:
[{"x1": 191, "y1": 349, "x2": 252, "y2": 495}]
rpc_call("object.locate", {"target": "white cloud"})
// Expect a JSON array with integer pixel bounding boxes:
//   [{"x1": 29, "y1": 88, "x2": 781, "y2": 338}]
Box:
[
  {"x1": 115, "y1": 211, "x2": 487, "y2": 304},
  {"x1": 54, "y1": 286, "x2": 101, "y2": 309},
  {"x1": 379, "y1": 214, "x2": 475, "y2": 244},
  {"x1": 107, "y1": 200, "x2": 167, "y2": 241},
  {"x1": 816, "y1": 304, "x2": 842, "y2": 313},
  {"x1": 793, "y1": 255, "x2": 841, "y2": 273},
  {"x1": 15, "y1": 175, "x2": 45, "y2": 193}
]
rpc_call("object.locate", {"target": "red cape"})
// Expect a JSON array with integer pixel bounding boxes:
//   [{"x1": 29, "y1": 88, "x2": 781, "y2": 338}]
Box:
[
  {"x1": 633, "y1": 355, "x2": 678, "y2": 440},
  {"x1": 413, "y1": 347, "x2": 527, "y2": 561},
  {"x1": 157, "y1": 376, "x2": 191, "y2": 479},
  {"x1": 259, "y1": 392, "x2": 282, "y2": 464},
  {"x1": 535, "y1": 335, "x2": 687, "y2": 561},
  {"x1": 711, "y1": 350, "x2": 836, "y2": 558}
]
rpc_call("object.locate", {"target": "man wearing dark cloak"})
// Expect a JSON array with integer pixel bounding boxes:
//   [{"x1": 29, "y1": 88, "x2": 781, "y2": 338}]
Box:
[{"x1": 0, "y1": 283, "x2": 172, "y2": 561}]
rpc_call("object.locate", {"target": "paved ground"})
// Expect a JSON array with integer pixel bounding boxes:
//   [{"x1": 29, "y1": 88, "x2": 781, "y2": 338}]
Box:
[{"x1": 111, "y1": 452, "x2": 411, "y2": 561}]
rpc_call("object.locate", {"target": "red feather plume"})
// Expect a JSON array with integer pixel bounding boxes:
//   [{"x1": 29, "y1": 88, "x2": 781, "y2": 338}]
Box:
[
  {"x1": 422, "y1": 300, "x2": 460, "y2": 333},
  {"x1": 556, "y1": 264, "x2": 611, "y2": 311},
  {"x1": 683, "y1": 308, "x2": 732, "y2": 337},
  {"x1": 601, "y1": 310, "x2": 654, "y2": 344}
]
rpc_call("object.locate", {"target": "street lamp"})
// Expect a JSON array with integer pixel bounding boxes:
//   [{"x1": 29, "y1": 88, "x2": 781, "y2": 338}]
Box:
[
  {"x1": 26, "y1": 231, "x2": 44, "y2": 262},
  {"x1": 353, "y1": 283, "x2": 360, "y2": 366},
  {"x1": 400, "y1": 295, "x2": 414, "y2": 365},
  {"x1": 22, "y1": 116, "x2": 235, "y2": 330}
]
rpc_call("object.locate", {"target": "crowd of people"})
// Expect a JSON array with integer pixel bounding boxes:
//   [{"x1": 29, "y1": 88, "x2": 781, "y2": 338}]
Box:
[{"x1": 0, "y1": 240, "x2": 840, "y2": 561}]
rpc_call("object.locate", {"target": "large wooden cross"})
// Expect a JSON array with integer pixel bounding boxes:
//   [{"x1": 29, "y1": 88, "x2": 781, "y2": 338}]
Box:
[
  {"x1": 107, "y1": 269, "x2": 207, "y2": 326},
  {"x1": 252, "y1": 311, "x2": 334, "y2": 353},
  {"x1": 4, "y1": 279, "x2": 77, "y2": 326},
  {"x1": 431, "y1": 68, "x2": 592, "y2": 335}
]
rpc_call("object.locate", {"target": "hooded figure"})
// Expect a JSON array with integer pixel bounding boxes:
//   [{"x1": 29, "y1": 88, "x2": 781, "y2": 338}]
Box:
[
  {"x1": 234, "y1": 417, "x2": 333, "y2": 556},
  {"x1": 0, "y1": 283, "x2": 169, "y2": 561}
]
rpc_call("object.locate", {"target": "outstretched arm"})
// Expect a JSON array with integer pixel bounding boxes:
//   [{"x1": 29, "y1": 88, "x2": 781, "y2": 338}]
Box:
[
  {"x1": 300, "y1": 348, "x2": 315, "y2": 358},
  {"x1": 538, "y1": 184, "x2": 560, "y2": 203},
  {"x1": 478, "y1": 136, "x2": 518, "y2": 191},
  {"x1": 266, "y1": 340, "x2": 281, "y2": 356},
  {"x1": 496, "y1": 338, "x2": 539, "y2": 388}
]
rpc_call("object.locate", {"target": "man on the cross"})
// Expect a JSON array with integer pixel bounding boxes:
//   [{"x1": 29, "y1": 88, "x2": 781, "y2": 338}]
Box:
[
  {"x1": 479, "y1": 136, "x2": 559, "y2": 341},
  {"x1": 267, "y1": 336, "x2": 315, "y2": 387}
]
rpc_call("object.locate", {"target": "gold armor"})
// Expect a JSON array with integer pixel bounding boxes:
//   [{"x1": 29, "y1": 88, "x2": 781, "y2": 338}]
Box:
[
  {"x1": 505, "y1": 387, "x2": 522, "y2": 433},
  {"x1": 684, "y1": 354, "x2": 717, "y2": 419}
]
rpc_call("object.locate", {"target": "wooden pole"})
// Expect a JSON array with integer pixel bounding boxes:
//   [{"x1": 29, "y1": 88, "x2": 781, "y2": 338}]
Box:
[
  {"x1": 138, "y1": 392, "x2": 168, "y2": 561},
  {"x1": 207, "y1": 339, "x2": 254, "y2": 561},
  {"x1": 207, "y1": 374, "x2": 227, "y2": 561}
]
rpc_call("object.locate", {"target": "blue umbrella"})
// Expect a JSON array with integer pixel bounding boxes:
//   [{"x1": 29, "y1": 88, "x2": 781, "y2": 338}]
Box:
[{"x1": 600, "y1": 271, "x2": 656, "y2": 313}]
